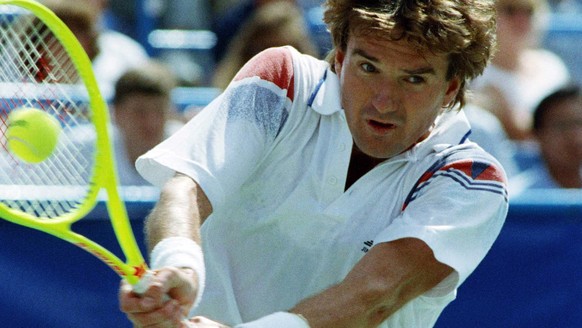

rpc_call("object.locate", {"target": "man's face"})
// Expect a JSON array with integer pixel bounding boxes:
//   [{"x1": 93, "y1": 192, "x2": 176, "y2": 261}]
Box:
[
  {"x1": 496, "y1": 1, "x2": 535, "y2": 49},
  {"x1": 114, "y1": 93, "x2": 169, "y2": 158},
  {"x1": 334, "y1": 34, "x2": 460, "y2": 159},
  {"x1": 537, "y1": 97, "x2": 582, "y2": 170}
]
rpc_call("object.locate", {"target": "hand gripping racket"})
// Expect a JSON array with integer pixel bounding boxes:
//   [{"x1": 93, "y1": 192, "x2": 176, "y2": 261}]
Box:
[{"x1": 0, "y1": 0, "x2": 151, "y2": 291}]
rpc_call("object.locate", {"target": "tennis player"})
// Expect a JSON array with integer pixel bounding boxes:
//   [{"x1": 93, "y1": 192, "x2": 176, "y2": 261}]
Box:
[{"x1": 119, "y1": 0, "x2": 508, "y2": 327}]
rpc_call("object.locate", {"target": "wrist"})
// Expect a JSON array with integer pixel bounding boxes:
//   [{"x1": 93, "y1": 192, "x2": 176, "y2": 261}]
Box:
[{"x1": 150, "y1": 236, "x2": 206, "y2": 309}]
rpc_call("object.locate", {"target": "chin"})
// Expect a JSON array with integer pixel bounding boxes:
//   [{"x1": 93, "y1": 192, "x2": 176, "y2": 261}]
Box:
[{"x1": 356, "y1": 144, "x2": 396, "y2": 161}]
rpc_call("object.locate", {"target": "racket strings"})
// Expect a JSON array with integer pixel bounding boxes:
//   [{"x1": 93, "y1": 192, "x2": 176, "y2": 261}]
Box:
[{"x1": 0, "y1": 6, "x2": 99, "y2": 220}]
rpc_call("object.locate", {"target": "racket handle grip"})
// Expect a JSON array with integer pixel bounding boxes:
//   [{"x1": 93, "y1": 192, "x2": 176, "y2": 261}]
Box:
[
  {"x1": 132, "y1": 271, "x2": 156, "y2": 295},
  {"x1": 131, "y1": 271, "x2": 171, "y2": 303}
]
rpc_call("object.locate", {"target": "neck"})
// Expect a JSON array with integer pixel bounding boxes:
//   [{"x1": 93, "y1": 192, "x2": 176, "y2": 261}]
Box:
[{"x1": 346, "y1": 146, "x2": 384, "y2": 190}]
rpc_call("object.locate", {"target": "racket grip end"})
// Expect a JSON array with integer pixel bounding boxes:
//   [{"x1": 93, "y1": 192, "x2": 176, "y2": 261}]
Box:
[{"x1": 132, "y1": 271, "x2": 155, "y2": 295}]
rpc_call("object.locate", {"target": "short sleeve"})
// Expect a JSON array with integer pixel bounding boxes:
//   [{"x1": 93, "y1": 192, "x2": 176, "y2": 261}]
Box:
[
  {"x1": 374, "y1": 155, "x2": 508, "y2": 292},
  {"x1": 136, "y1": 47, "x2": 296, "y2": 209}
]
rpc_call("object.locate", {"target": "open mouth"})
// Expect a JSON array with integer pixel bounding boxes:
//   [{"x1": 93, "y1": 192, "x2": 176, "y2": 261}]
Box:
[{"x1": 368, "y1": 119, "x2": 396, "y2": 132}]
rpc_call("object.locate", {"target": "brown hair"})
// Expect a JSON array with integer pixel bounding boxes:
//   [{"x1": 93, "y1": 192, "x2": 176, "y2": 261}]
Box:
[
  {"x1": 323, "y1": 0, "x2": 497, "y2": 109},
  {"x1": 533, "y1": 83, "x2": 581, "y2": 132},
  {"x1": 113, "y1": 61, "x2": 177, "y2": 105},
  {"x1": 41, "y1": 0, "x2": 100, "y2": 60}
]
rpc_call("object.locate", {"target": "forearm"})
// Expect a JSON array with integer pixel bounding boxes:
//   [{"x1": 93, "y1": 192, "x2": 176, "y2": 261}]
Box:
[
  {"x1": 291, "y1": 238, "x2": 453, "y2": 328},
  {"x1": 146, "y1": 173, "x2": 212, "y2": 252},
  {"x1": 132, "y1": 173, "x2": 213, "y2": 314}
]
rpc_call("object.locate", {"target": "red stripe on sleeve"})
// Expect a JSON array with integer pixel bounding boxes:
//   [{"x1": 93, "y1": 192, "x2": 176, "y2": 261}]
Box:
[
  {"x1": 233, "y1": 47, "x2": 295, "y2": 101},
  {"x1": 440, "y1": 160, "x2": 506, "y2": 183}
]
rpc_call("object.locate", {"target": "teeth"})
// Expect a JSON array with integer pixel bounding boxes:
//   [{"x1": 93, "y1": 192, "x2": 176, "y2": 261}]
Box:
[{"x1": 372, "y1": 121, "x2": 392, "y2": 127}]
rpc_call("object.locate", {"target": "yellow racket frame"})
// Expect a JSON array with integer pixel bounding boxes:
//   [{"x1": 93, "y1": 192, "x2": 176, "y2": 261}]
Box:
[{"x1": 0, "y1": 0, "x2": 147, "y2": 285}]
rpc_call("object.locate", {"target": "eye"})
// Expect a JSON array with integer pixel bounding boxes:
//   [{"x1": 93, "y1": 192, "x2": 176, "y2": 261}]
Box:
[
  {"x1": 360, "y1": 62, "x2": 377, "y2": 73},
  {"x1": 404, "y1": 75, "x2": 426, "y2": 84}
]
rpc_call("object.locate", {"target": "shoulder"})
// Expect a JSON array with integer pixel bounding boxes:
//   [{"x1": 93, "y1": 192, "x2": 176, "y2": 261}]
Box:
[
  {"x1": 523, "y1": 48, "x2": 567, "y2": 67},
  {"x1": 232, "y1": 46, "x2": 324, "y2": 101},
  {"x1": 233, "y1": 47, "x2": 295, "y2": 88},
  {"x1": 402, "y1": 145, "x2": 508, "y2": 211},
  {"x1": 522, "y1": 49, "x2": 570, "y2": 79},
  {"x1": 427, "y1": 145, "x2": 506, "y2": 182}
]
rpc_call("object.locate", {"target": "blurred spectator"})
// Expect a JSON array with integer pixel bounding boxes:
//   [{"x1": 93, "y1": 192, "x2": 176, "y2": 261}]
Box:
[
  {"x1": 41, "y1": 0, "x2": 149, "y2": 95},
  {"x1": 84, "y1": 0, "x2": 150, "y2": 95},
  {"x1": 510, "y1": 84, "x2": 582, "y2": 193},
  {"x1": 211, "y1": 0, "x2": 298, "y2": 63},
  {"x1": 39, "y1": 0, "x2": 99, "y2": 61},
  {"x1": 470, "y1": 0, "x2": 571, "y2": 141},
  {"x1": 211, "y1": 0, "x2": 319, "y2": 89},
  {"x1": 67, "y1": 61, "x2": 183, "y2": 186},
  {"x1": 110, "y1": 61, "x2": 184, "y2": 185}
]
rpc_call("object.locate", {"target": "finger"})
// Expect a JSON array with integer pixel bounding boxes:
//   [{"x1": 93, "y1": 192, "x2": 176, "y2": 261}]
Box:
[
  {"x1": 127, "y1": 299, "x2": 185, "y2": 327},
  {"x1": 119, "y1": 278, "x2": 168, "y2": 314},
  {"x1": 154, "y1": 268, "x2": 197, "y2": 306},
  {"x1": 119, "y1": 280, "x2": 147, "y2": 314}
]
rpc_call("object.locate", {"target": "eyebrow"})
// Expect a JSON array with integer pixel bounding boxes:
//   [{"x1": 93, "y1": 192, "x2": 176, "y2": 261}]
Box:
[
  {"x1": 353, "y1": 48, "x2": 380, "y2": 62},
  {"x1": 402, "y1": 66, "x2": 436, "y2": 76},
  {"x1": 352, "y1": 48, "x2": 437, "y2": 75}
]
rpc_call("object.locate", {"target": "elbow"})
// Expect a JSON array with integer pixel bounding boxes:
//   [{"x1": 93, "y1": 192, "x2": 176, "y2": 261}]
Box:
[
  {"x1": 351, "y1": 278, "x2": 404, "y2": 326},
  {"x1": 353, "y1": 270, "x2": 439, "y2": 326}
]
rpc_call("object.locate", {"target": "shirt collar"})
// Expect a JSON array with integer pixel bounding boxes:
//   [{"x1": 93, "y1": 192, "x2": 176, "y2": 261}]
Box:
[
  {"x1": 308, "y1": 68, "x2": 343, "y2": 115},
  {"x1": 403, "y1": 110, "x2": 472, "y2": 162}
]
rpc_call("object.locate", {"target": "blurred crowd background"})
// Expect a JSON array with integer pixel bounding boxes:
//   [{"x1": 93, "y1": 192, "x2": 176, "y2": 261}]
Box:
[
  {"x1": 97, "y1": 0, "x2": 582, "y2": 84},
  {"x1": 27, "y1": 0, "x2": 582, "y2": 194}
]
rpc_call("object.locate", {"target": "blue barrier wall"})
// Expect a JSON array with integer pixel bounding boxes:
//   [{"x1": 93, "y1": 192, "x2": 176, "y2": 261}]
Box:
[{"x1": 1, "y1": 189, "x2": 581, "y2": 327}]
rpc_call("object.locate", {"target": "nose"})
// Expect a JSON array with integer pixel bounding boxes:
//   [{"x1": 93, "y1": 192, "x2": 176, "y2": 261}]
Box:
[{"x1": 371, "y1": 84, "x2": 399, "y2": 113}]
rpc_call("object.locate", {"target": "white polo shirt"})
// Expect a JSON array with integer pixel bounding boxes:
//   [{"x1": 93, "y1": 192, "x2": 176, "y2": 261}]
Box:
[{"x1": 137, "y1": 46, "x2": 508, "y2": 327}]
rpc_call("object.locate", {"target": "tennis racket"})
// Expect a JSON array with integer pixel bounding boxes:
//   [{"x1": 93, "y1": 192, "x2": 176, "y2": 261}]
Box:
[{"x1": 0, "y1": 0, "x2": 151, "y2": 291}]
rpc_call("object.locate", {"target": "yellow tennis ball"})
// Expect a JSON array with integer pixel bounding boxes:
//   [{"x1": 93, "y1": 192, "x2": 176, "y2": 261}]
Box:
[{"x1": 6, "y1": 107, "x2": 62, "y2": 163}]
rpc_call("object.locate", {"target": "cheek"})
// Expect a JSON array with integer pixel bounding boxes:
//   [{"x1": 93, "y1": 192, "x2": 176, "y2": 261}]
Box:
[
  {"x1": 409, "y1": 91, "x2": 442, "y2": 116},
  {"x1": 408, "y1": 116, "x2": 435, "y2": 142},
  {"x1": 540, "y1": 136, "x2": 566, "y2": 155},
  {"x1": 406, "y1": 104, "x2": 442, "y2": 141},
  {"x1": 340, "y1": 87, "x2": 370, "y2": 132},
  {"x1": 338, "y1": 72, "x2": 353, "y2": 111},
  {"x1": 341, "y1": 92, "x2": 358, "y2": 130},
  {"x1": 340, "y1": 73, "x2": 371, "y2": 109}
]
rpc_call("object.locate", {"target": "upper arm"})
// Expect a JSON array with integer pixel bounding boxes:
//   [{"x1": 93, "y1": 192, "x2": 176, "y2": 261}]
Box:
[
  {"x1": 292, "y1": 238, "x2": 453, "y2": 328},
  {"x1": 393, "y1": 156, "x2": 508, "y2": 287},
  {"x1": 345, "y1": 238, "x2": 453, "y2": 317}
]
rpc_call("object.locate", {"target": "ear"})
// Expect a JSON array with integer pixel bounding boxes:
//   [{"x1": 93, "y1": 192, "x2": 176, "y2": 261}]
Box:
[
  {"x1": 442, "y1": 76, "x2": 461, "y2": 108},
  {"x1": 334, "y1": 48, "x2": 345, "y2": 75}
]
